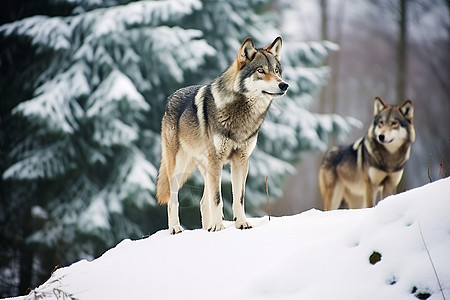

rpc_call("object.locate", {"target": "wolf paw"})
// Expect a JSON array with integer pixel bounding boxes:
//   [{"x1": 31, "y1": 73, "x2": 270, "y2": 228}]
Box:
[
  {"x1": 207, "y1": 222, "x2": 225, "y2": 232},
  {"x1": 169, "y1": 225, "x2": 184, "y2": 235},
  {"x1": 235, "y1": 220, "x2": 252, "y2": 230}
]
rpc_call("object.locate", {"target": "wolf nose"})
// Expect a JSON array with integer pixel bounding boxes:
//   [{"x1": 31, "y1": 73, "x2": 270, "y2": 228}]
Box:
[
  {"x1": 378, "y1": 134, "x2": 385, "y2": 142},
  {"x1": 279, "y1": 82, "x2": 289, "y2": 92}
]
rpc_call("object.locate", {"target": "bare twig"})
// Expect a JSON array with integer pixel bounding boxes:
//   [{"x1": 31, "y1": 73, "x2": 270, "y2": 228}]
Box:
[
  {"x1": 439, "y1": 154, "x2": 449, "y2": 179},
  {"x1": 427, "y1": 153, "x2": 433, "y2": 183},
  {"x1": 266, "y1": 176, "x2": 270, "y2": 221},
  {"x1": 53, "y1": 288, "x2": 78, "y2": 300},
  {"x1": 419, "y1": 221, "x2": 446, "y2": 300}
]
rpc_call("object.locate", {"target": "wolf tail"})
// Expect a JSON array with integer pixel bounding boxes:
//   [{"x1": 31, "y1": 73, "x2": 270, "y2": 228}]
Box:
[{"x1": 156, "y1": 158, "x2": 170, "y2": 205}]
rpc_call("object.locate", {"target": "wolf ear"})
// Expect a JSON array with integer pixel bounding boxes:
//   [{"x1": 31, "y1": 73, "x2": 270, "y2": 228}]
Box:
[
  {"x1": 264, "y1": 36, "x2": 282, "y2": 61},
  {"x1": 374, "y1": 97, "x2": 387, "y2": 115},
  {"x1": 400, "y1": 99, "x2": 414, "y2": 122},
  {"x1": 237, "y1": 38, "x2": 257, "y2": 69}
]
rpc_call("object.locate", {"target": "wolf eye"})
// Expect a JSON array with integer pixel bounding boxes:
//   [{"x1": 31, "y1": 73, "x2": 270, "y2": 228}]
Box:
[
  {"x1": 275, "y1": 68, "x2": 279, "y2": 74},
  {"x1": 391, "y1": 120, "x2": 399, "y2": 126},
  {"x1": 257, "y1": 68, "x2": 265, "y2": 74}
]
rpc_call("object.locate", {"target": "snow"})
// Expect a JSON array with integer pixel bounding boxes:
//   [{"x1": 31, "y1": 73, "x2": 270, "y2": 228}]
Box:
[{"x1": 8, "y1": 177, "x2": 450, "y2": 300}]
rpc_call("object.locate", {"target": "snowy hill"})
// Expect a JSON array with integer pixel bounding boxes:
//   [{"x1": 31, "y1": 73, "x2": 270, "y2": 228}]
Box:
[{"x1": 9, "y1": 178, "x2": 450, "y2": 300}]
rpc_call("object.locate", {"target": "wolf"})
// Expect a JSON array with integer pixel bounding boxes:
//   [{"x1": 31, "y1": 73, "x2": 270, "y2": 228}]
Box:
[
  {"x1": 319, "y1": 97, "x2": 415, "y2": 210},
  {"x1": 156, "y1": 37, "x2": 289, "y2": 234}
]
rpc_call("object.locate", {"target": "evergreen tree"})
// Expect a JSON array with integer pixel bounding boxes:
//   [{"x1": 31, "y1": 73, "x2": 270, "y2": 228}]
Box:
[
  {"x1": 0, "y1": 0, "x2": 214, "y2": 295},
  {"x1": 0, "y1": 0, "x2": 358, "y2": 296}
]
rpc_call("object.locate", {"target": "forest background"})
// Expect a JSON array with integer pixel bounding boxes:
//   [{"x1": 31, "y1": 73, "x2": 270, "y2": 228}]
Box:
[{"x1": 0, "y1": 0, "x2": 448, "y2": 297}]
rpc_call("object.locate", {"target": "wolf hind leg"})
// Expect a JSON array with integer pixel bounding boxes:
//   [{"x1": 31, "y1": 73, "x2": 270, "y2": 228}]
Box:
[
  {"x1": 319, "y1": 148, "x2": 346, "y2": 210},
  {"x1": 328, "y1": 182, "x2": 344, "y2": 210},
  {"x1": 167, "y1": 150, "x2": 194, "y2": 234},
  {"x1": 319, "y1": 167, "x2": 344, "y2": 211}
]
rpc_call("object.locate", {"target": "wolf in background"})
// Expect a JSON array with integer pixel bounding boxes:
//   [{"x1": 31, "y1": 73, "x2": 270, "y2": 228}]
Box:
[
  {"x1": 319, "y1": 97, "x2": 415, "y2": 210},
  {"x1": 156, "y1": 37, "x2": 289, "y2": 234}
]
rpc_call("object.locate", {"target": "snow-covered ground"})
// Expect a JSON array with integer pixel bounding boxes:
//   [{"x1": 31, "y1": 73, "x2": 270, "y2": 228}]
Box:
[{"x1": 7, "y1": 177, "x2": 450, "y2": 300}]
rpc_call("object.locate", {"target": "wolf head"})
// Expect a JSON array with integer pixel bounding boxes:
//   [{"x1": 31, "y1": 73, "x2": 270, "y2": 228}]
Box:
[
  {"x1": 233, "y1": 37, "x2": 289, "y2": 98},
  {"x1": 370, "y1": 97, "x2": 415, "y2": 153}
]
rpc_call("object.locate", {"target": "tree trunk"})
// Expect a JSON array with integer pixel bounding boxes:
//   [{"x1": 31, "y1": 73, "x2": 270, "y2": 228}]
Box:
[
  {"x1": 318, "y1": 0, "x2": 329, "y2": 113},
  {"x1": 396, "y1": 0, "x2": 410, "y2": 191},
  {"x1": 396, "y1": 0, "x2": 408, "y2": 104},
  {"x1": 18, "y1": 207, "x2": 33, "y2": 295},
  {"x1": 329, "y1": 0, "x2": 346, "y2": 115}
]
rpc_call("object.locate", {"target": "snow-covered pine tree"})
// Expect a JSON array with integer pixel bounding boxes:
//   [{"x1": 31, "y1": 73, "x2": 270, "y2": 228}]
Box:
[
  {"x1": 0, "y1": 0, "x2": 215, "y2": 291},
  {"x1": 0, "y1": 0, "x2": 359, "y2": 295}
]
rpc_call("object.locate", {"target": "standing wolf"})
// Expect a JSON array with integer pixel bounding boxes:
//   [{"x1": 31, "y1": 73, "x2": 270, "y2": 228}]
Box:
[
  {"x1": 156, "y1": 37, "x2": 288, "y2": 234},
  {"x1": 319, "y1": 97, "x2": 415, "y2": 210}
]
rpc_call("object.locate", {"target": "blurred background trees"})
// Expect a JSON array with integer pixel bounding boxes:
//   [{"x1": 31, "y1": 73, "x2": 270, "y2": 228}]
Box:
[
  {"x1": 0, "y1": 0, "x2": 357, "y2": 296},
  {"x1": 1, "y1": 0, "x2": 448, "y2": 297},
  {"x1": 277, "y1": 0, "x2": 449, "y2": 215}
]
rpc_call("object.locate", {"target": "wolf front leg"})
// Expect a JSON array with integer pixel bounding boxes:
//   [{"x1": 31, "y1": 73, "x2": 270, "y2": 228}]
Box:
[
  {"x1": 231, "y1": 154, "x2": 252, "y2": 229},
  {"x1": 168, "y1": 178, "x2": 183, "y2": 234},
  {"x1": 382, "y1": 170, "x2": 403, "y2": 199},
  {"x1": 364, "y1": 179, "x2": 379, "y2": 208},
  {"x1": 205, "y1": 157, "x2": 225, "y2": 232}
]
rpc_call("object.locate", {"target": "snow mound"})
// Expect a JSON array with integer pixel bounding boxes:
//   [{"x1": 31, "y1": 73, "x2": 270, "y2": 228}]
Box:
[{"x1": 14, "y1": 178, "x2": 450, "y2": 300}]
